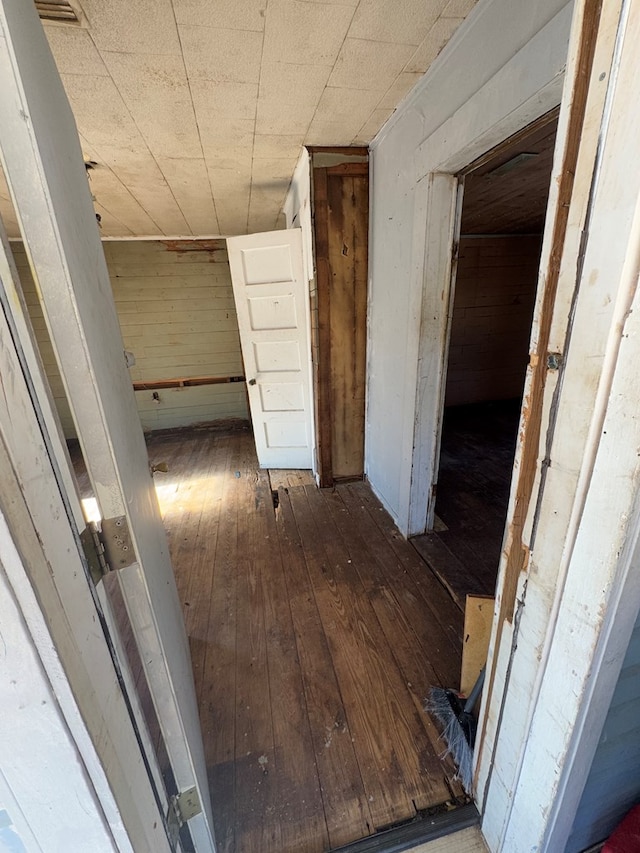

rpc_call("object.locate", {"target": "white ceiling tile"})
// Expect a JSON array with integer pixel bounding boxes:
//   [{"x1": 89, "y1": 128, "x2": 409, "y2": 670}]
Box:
[
  {"x1": 353, "y1": 107, "x2": 394, "y2": 142},
  {"x1": 206, "y1": 165, "x2": 253, "y2": 195},
  {"x1": 253, "y1": 134, "x2": 305, "y2": 160},
  {"x1": 256, "y1": 100, "x2": 316, "y2": 136},
  {"x1": 259, "y1": 61, "x2": 330, "y2": 105},
  {"x1": 94, "y1": 202, "x2": 134, "y2": 237},
  {"x1": 192, "y1": 118, "x2": 255, "y2": 162},
  {"x1": 156, "y1": 158, "x2": 221, "y2": 234},
  {"x1": 328, "y1": 38, "x2": 414, "y2": 91},
  {"x1": 80, "y1": 136, "x2": 164, "y2": 233},
  {"x1": 404, "y1": 16, "x2": 465, "y2": 73},
  {"x1": 347, "y1": 0, "x2": 447, "y2": 45},
  {"x1": 102, "y1": 52, "x2": 202, "y2": 159},
  {"x1": 180, "y1": 26, "x2": 263, "y2": 84},
  {"x1": 61, "y1": 73, "x2": 142, "y2": 150},
  {"x1": 93, "y1": 152, "x2": 191, "y2": 235},
  {"x1": 84, "y1": 174, "x2": 160, "y2": 234},
  {"x1": 304, "y1": 119, "x2": 360, "y2": 145},
  {"x1": 44, "y1": 26, "x2": 109, "y2": 76},
  {"x1": 251, "y1": 157, "x2": 298, "y2": 190},
  {"x1": 190, "y1": 80, "x2": 259, "y2": 120},
  {"x1": 206, "y1": 151, "x2": 254, "y2": 172},
  {"x1": 79, "y1": 0, "x2": 182, "y2": 54},
  {"x1": 312, "y1": 86, "x2": 382, "y2": 125},
  {"x1": 263, "y1": 0, "x2": 355, "y2": 66},
  {"x1": 215, "y1": 199, "x2": 250, "y2": 235},
  {"x1": 377, "y1": 71, "x2": 424, "y2": 110},
  {"x1": 296, "y1": 0, "x2": 358, "y2": 4},
  {"x1": 442, "y1": 0, "x2": 478, "y2": 16},
  {"x1": 173, "y1": 0, "x2": 267, "y2": 30}
]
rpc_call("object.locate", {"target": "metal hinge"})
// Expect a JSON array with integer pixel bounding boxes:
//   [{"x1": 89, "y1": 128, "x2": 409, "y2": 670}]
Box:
[
  {"x1": 80, "y1": 516, "x2": 135, "y2": 583},
  {"x1": 166, "y1": 786, "x2": 202, "y2": 848}
]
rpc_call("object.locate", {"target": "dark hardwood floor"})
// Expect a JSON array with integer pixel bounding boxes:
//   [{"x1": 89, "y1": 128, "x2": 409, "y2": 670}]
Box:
[
  {"x1": 144, "y1": 425, "x2": 466, "y2": 852},
  {"x1": 411, "y1": 400, "x2": 521, "y2": 610},
  {"x1": 72, "y1": 425, "x2": 467, "y2": 852}
]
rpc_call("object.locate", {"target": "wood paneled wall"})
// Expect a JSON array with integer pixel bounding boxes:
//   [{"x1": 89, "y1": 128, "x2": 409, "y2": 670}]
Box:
[
  {"x1": 13, "y1": 239, "x2": 248, "y2": 436},
  {"x1": 445, "y1": 235, "x2": 542, "y2": 407},
  {"x1": 312, "y1": 152, "x2": 369, "y2": 485}
]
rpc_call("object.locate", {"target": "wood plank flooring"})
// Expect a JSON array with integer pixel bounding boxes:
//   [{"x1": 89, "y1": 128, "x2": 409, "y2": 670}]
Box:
[
  {"x1": 144, "y1": 425, "x2": 466, "y2": 852},
  {"x1": 411, "y1": 400, "x2": 520, "y2": 610}
]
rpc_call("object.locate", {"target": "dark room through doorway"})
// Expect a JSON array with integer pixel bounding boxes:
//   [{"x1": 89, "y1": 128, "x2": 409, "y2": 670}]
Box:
[{"x1": 413, "y1": 109, "x2": 559, "y2": 611}]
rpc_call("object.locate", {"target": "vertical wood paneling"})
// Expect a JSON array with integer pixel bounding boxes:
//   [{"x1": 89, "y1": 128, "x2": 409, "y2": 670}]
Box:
[
  {"x1": 327, "y1": 172, "x2": 369, "y2": 480},
  {"x1": 445, "y1": 235, "x2": 541, "y2": 406},
  {"x1": 313, "y1": 160, "x2": 369, "y2": 484},
  {"x1": 13, "y1": 239, "x2": 249, "y2": 435}
]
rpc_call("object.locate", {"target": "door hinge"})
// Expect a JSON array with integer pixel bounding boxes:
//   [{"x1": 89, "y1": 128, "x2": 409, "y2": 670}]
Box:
[
  {"x1": 167, "y1": 786, "x2": 202, "y2": 848},
  {"x1": 81, "y1": 516, "x2": 135, "y2": 583}
]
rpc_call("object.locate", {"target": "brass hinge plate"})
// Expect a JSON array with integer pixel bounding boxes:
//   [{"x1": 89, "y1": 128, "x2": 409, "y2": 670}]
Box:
[
  {"x1": 81, "y1": 516, "x2": 134, "y2": 583},
  {"x1": 167, "y1": 786, "x2": 202, "y2": 848}
]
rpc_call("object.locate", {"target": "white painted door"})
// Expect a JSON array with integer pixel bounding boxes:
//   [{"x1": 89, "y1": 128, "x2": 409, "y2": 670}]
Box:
[
  {"x1": 0, "y1": 3, "x2": 214, "y2": 850},
  {"x1": 228, "y1": 229, "x2": 314, "y2": 469}
]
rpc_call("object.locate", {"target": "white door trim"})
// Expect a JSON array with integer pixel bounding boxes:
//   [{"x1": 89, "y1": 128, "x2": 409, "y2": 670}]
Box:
[
  {"x1": 0, "y1": 218, "x2": 170, "y2": 850},
  {"x1": 403, "y1": 3, "x2": 572, "y2": 539},
  {"x1": 0, "y1": 3, "x2": 214, "y2": 848}
]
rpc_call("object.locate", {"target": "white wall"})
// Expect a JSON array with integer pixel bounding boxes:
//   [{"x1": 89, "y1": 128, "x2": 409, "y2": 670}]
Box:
[
  {"x1": 366, "y1": 0, "x2": 573, "y2": 530},
  {"x1": 0, "y1": 517, "x2": 120, "y2": 853},
  {"x1": 14, "y1": 239, "x2": 248, "y2": 435}
]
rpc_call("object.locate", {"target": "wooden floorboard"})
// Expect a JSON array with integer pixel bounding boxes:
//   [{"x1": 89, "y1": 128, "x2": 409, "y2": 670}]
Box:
[
  {"x1": 71, "y1": 426, "x2": 467, "y2": 852},
  {"x1": 411, "y1": 401, "x2": 520, "y2": 608}
]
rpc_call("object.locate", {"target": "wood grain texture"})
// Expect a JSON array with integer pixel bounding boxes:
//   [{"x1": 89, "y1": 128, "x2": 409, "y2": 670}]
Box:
[
  {"x1": 133, "y1": 426, "x2": 466, "y2": 851},
  {"x1": 326, "y1": 172, "x2": 369, "y2": 480},
  {"x1": 445, "y1": 236, "x2": 541, "y2": 407}
]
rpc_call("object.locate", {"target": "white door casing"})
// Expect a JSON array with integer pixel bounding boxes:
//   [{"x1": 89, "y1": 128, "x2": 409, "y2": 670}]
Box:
[
  {"x1": 0, "y1": 3, "x2": 215, "y2": 850},
  {"x1": 228, "y1": 229, "x2": 315, "y2": 469}
]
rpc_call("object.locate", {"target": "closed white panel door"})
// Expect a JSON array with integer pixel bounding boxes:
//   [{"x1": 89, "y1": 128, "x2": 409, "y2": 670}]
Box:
[{"x1": 228, "y1": 229, "x2": 314, "y2": 469}]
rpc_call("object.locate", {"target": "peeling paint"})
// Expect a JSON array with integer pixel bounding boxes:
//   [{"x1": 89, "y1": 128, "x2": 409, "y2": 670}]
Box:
[{"x1": 161, "y1": 239, "x2": 226, "y2": 254}]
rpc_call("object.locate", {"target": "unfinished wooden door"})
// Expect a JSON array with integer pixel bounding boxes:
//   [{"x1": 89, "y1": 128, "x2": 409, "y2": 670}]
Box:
[
  {"x1": 227, "y1": 228, "x2": 314, "y2": 469},
  {"x1": 311, "y1": 155, "x2": 369, "y2": 486},
  {"x1": 0, "y1": 3, "x2": 215, "y2": 850}
]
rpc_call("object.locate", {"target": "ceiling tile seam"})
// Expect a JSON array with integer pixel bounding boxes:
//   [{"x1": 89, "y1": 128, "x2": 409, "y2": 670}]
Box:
[
  {"x1": 93, "y1": 201, "x2": 135, "y2": 236},
  {"x1": 247, "y1": 0, "x2": 270, "y2": 233},
  {"x1": 92, "y1": 37, "x2": 198, "y2": 235},
  {"x1": 348, "y1": 18, "x2": 462, "y2": 143},
  {"x1": 77, "y1": 133, "x2": 166, "y2": 234},
  {"x1": 77, "y1": 32, "x2": 176, "y2": 235},
  {"x1": 168, "y1": 0, "x2": 223, "y2": 235},
  {"x1": 89, "y1": 183, "x2": 137, "y2": 233},
  {"x1": 300, "y1": 0, "x2": 362, "y2": 147}
]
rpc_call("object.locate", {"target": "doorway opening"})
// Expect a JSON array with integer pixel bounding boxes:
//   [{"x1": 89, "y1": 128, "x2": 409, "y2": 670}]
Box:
[{"x1": 413, "y1": 109, "x2": 559, "y2": 610}]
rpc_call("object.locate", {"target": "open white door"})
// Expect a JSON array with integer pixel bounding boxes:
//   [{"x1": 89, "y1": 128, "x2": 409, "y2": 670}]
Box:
[
  {"x1": 0, "y1": 3, "x2": 214, "y2": 851},
  {"x1": 228, "y1": 229, "x2": 315, "y2": 469}
]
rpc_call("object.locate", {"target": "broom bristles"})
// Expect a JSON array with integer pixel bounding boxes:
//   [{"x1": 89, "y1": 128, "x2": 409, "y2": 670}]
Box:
[{"x1": 427, "y1": 686, "x2": 475, "y2": 793}]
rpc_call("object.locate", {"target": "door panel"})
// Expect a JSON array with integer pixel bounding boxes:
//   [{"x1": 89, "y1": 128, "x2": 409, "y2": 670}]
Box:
[{"x1": 228, "y1": 229, "x2": 314, "y2": 469}]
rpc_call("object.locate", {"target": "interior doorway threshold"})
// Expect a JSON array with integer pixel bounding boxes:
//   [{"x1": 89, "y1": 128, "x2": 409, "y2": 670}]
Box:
[{"x1": 329, "y1": 803, "x2": 480, "y2": 853}]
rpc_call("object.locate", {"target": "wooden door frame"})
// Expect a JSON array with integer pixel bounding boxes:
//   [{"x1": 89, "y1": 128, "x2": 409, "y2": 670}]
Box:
[
  {"x1": 397, "y1": 0, "x2": 640, "y2": 849},
  {"x1": 0, "y1": 217, "x2": 171, "y2": 850},
  {"x1": 403, "y1": 0, "x2": 640, "y2": 850},
  {"x1": 0, "y1": 3, "x2": 215, "y2": 849}
]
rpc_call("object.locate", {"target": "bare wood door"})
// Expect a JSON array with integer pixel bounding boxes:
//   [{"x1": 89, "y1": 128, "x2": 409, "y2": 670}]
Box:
[
  {"x1": 0, "y1": 3, "x2": 215, "y2": 850},
  {"x1": 227, "y1": 229, "x2": 314, "y2": 469}
]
